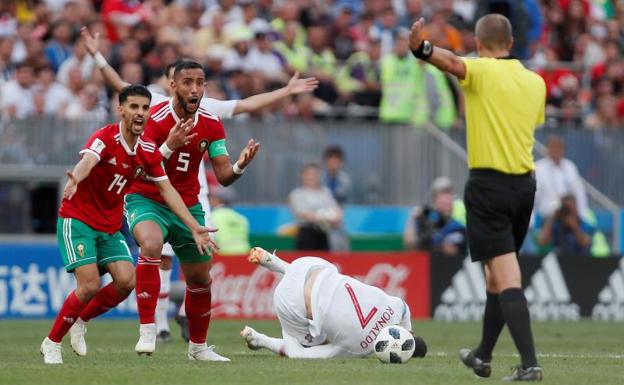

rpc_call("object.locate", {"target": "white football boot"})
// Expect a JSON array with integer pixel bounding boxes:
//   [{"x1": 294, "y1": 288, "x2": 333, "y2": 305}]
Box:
[
  {"x1": 240, "y1": 326, "x2": 261, "y2": 350},
  {"x1": 187, "y1": 342, "x2": 231, "y2": 362},
  {"x1": 40, "y1": 337, "x2": 63, "y2": 364},
  {"x1": 69, "y1": 318, "x2": 87, "y2": 356},
  {"x1": 135, "y1": 323, "x2": 156, "y2": 355}
]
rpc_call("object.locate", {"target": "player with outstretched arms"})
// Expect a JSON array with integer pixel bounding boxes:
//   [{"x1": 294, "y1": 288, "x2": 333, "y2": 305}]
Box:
[
  {"x1": 81, "y1": 27, "x2": 318, "y2": 342},
  {"x1": 240, "y1": 247, "x2": 428, "y2": 359},
  {"x1": 40, "y1": 85, "x2": 216, "y2": 364}
]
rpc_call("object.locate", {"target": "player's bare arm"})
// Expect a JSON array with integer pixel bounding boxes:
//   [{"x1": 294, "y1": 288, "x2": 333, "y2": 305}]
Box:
[
  {"x1": 81, "y1": 26, "x2": 129, "y2": 92},
  {"x1": 233, "y1": 72, "x2": 320, "y2": 114},
  {"x1": 159, "y1": 118, "x2": 197, "y2": 158},
  {"x1": 63, "y1": 152, "x2": 99, "y2": 200},
  {"x1": 211, "y1": 139, "x2": 260, "y2": 186},
  {"x1": 409, "y1": 18, "x2": 466, "y2": 80},
  {"x1": 156, "y1": 178, "x2": 218, "y2": 255}
]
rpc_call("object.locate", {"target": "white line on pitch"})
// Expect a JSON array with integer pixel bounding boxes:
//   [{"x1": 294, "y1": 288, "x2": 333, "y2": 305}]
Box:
[{"x1": 431, "y1": 352, "x2": 624, "y2": 359}]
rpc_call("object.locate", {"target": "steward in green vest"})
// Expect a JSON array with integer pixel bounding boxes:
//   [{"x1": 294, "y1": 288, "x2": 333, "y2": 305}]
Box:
[{"x1": 209, "y1": 188, "x2": 250, "y2": 256}]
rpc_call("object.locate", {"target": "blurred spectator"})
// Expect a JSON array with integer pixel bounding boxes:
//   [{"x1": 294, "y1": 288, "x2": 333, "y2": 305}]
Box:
[
  {"x1": 321, "y1": 145, "x2": 352, "y2": 205},
  {"x1": 63, "y1": 82, "x2": 107, "y2": 121},
  {"x1": 44, "y1": 19, "x2": 73, "y2": 72},
  {"x1": 403, "y1": 176, "x2": 466, "y2": 256},
  {"x1": 1, "y1": 61, "x2": 34, "y2": 119},
  {"x1": 370, "y1": 6, "x2": 400, "y2": 57},
  {"x1": 307, "y1": 24, "x2": 340, "y2": 104},
  {"x1": 537, "y1": 195, "x2": 593, "y2": 255},
  {"x1": 208, "y1": 186, "x2": 250, "y2": 256},
  {"x1": 289, "y1": 163, "x2": 345, "y2": 251},
  {"x1": 222, "y1": 27, "x2": 253, "y2": 71},
  {"x1": 398, "y1": 0, "x2": 425, "y2": 29},
  {"x1": 585, "y1": 94, "x2": 622, "y2": 130},
  {"x1": 101, "y1": 0, "x2": 149, "y2": 43},
  {"x1": 379, "y1": 30, "x2": 457, "y2": 128},
  {"x1": 0, "y1": 37, "x2": 15, "y2": 82},
  {"x1": 245, "y1": 30, "x2": 287, "y2": 83},
  {"x1": 194, "y1": 9, "x2": 228, "y2": 58},
  {"x1": 56, "y1": 37, "x2": 93, "y2": 86},
  {"x1": 331, "y1": 5, "x2": 355, "y2": 61},
  {"x1": 336, "y1": 37, "x2": 381, "y2": 107},
  {"x1": 534, "y1": 135, "x2": 590, "y2": 221},
  {"x1": 274, "y1": 21, "x2": 309, "y2": 73},
  {"x1": 35, "y1": 65, "x2": 71, "y2": 117}
]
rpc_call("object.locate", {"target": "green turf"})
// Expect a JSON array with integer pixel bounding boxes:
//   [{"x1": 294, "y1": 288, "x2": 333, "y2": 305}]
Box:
[{"x1": 1, "y1": 319, "x2": 623, "y2": 385}]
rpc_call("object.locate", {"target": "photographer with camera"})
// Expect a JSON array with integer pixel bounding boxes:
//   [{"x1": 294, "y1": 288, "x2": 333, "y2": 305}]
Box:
[
  {"x1": 403, "y1": 177, "x2": 466, "y2": 256},
  {"x1": 537, "y1": 195, "x2": 594, "y2": 255}
]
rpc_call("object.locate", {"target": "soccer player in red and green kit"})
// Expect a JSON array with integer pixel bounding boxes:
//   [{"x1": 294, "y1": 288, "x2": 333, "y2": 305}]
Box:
[
  {"x1": 40, "y1": 84, "x2": 216, "y2": 364},
  {"x1": 122, "y1": 61, "x2": 260, "y2": 361}
]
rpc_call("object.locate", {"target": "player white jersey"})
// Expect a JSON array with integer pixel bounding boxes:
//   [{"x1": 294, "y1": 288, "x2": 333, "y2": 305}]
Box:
[{"x1": 273, "y1": 257, "x2": 411, "y2": 357}]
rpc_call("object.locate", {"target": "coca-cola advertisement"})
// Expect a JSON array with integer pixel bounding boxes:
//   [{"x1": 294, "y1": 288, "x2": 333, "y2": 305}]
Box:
[{"x1": 209, "y1": 252, "x2": 431, "y2": 319}]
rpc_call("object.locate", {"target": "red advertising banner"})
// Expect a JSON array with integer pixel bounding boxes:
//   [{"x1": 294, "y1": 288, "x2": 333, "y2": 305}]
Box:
[{"x1": 209, "y1": 252, "x2": 430, "y2": 319}]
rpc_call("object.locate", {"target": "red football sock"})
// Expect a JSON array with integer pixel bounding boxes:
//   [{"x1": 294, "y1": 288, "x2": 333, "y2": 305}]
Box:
[
  {"x1": 48, "y1": 291, "x2": 87, "y2": 343},
  {"x1": 136, "y1": 255, "x2": 160, "y2": 324},
  {"x1": 79, "y1": 282, "x2": 128, "y2": 322},
  {"x1": 186, "y1": 284, "x2": 212, "y2": 344}
]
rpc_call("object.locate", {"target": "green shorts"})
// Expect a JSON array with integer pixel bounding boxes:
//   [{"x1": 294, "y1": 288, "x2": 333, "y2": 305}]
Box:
[
  {"x1": 57, "y1": 217, "x2": 133, "y2": 272},
  {"x1": 124, "y1": 193, "x2": 210, "y2": 263}
]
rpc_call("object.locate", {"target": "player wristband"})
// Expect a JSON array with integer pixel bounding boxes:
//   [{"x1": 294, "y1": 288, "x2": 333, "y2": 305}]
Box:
[
  {"x1": 159, "y1": 143, "x2": 175, "y2": 159},
  {"x1": 411, "y1": 40, "x2": 434, "y2": 60},
  {"x1": 93, "y1": 52, "x2": 108, "y2": 69},
  {"x1": 232, "y1": 161, "x2": 245, "y2": 175}
]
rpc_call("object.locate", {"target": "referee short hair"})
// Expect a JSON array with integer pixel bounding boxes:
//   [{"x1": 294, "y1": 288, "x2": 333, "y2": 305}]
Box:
[{"x1": 475, "y1": 14, "x2": 513, "y2": 51}]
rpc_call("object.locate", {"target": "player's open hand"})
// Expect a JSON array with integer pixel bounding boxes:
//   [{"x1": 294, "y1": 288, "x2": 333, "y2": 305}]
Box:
[
  {"x1": 63, "y1": 170, "x2": 79, "y2": 200},
  {"x1": 286, "y1": 72, "x2": 320, "y2": 95},
  {"x1": 166, "y1": 118, "x2": 196, "y2": 151},
  {"x1": 192, "y1": 226, "x2": 219, "y2": 255},
  {"x1": 409, "y1": 17, "x2": 426, "y2": 51},
  {"x1": 237, "y1": 139, "x2": 261, "y2": 169},
  {"x1": 80, "y1": 26, "x2": 100, "y2": 56}
]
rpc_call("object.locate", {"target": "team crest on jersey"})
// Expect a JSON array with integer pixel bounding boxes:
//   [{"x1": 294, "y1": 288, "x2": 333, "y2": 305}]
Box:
[
  {"x1": 134, "y1": 165, "x2": 145, "y2": 178},
  {"x1": 198, "y1": 139, "x2": 209, "y2": 152},
  {"x1": 77, "y1": 244, "x2": 85, "y2": 258}
]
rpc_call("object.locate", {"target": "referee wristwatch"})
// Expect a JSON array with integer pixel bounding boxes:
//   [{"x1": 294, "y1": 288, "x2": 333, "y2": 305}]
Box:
[{"x1": 411, "y1": 40, "x2": 434, "y2": 60}]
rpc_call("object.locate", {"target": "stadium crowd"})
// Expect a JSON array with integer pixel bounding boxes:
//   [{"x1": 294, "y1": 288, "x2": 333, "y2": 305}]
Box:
[{"x1": 0, "y1": 0, "x2": 623, "y2": 128}]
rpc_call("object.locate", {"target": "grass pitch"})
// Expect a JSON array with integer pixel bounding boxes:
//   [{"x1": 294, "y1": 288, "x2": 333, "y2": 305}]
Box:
[{"x1": 1, "y1": 319, "x2": 623, "y2": 385}]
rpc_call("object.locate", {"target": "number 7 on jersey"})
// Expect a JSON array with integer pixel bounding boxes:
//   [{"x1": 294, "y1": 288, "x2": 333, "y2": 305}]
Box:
[{"x1": 345, "y1": 283, "x2": 378, "y2": 329}]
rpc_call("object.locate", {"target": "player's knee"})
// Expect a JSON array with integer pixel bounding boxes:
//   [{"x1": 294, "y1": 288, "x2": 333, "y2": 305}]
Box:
[
  {"x1": 77, "y1": 278, "x2": 101, "y2": 300},
  {"x1": 114, "y1": 272, "x2": 136, "y2": 295},
  {"x1": 185, "y1": 272, "x2": 211, "y2": 287},
  {"x1": 140, "y1": 237, "x2": 163, "y2": 258}
]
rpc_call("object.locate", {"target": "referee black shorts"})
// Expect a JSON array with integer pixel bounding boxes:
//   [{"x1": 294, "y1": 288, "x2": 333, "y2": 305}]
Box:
[{"x1": 464, "y1": 169, "x2": 536, "y2": 262}]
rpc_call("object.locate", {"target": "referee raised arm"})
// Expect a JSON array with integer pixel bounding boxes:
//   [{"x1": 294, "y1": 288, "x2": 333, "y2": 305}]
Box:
[{"x1": 409, "y1": 14, "x2": 546, "y2": 381}]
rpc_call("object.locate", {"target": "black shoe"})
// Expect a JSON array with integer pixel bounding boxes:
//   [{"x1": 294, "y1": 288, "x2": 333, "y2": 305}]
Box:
[
  {"x1": 156, "y1": 330, "x2": 172, "y2": 343},
  {"x1": 175, "y1": 315, "x2": 189, "y2": 343},
  {"x1": 459, "y1": 349, "x2": 492, "y2": 378},
  {"x1": 502, "y1": 365, "x2": 543, "y2": 381}
]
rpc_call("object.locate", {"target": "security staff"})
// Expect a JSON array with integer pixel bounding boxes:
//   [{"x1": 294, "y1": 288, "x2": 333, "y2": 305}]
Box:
[{"x1": 409, "y1": 14, "x2": 546, "y2": 381}]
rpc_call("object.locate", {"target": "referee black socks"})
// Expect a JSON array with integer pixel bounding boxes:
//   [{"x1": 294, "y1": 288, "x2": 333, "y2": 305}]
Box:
[
  {"x1": 499, "y1": 288, "x2": 538, "y2": 368},
  {"x1": 475, "y1": 291, "x2": 505, "y2": 362}
]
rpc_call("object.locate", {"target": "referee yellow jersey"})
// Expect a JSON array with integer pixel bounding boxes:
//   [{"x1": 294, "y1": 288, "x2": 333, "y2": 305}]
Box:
[{"x1": 459, "y1": 57, "x2": 546, "y2": 174}]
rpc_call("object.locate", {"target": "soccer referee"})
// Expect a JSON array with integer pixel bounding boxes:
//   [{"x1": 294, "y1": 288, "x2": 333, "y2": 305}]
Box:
[{"x1": 409, "y1": 14, "x2": 546, "y2": 381}]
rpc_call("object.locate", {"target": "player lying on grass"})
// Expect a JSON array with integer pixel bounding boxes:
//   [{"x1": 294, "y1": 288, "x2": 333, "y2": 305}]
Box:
[
  {"x1": 240, "y1": 247, "x2": 428, "y2": 359},
  {"x1": 40, "y1": 84, "x2": 216, "y2": 364},
  {"x1": 81, "y1": 26, "x2": 318, "y2": 343}
]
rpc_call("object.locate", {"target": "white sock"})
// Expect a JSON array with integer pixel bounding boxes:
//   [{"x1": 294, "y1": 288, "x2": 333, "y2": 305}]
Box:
[
  {"x1": 261, "y1": 251, "x2": 290, "y2": 274},
  {"x1": 156, "y1": 268, "x2": 172, "y2": 333},
  {"x1": 178, "y1": 295, "x2": 186, "y2": 317},
  {"x1": 254, "y1": 331, "x2": 284, "y2": 355}
]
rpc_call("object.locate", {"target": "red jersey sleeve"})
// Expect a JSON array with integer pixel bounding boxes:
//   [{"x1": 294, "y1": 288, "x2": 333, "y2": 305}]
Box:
[
  {"x1": 79, "y1": 128, "x2": 109, "y2": 161},
  {"x1": 143, "y1": 148, "x2": 168, "y2": 182}
]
